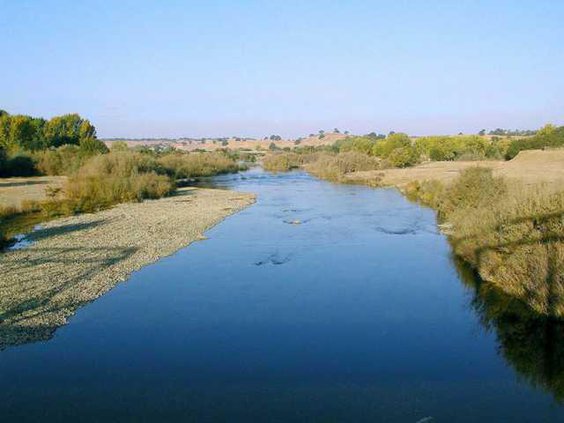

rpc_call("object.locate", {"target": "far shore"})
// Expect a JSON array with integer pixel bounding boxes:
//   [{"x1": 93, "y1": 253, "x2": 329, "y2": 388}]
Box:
[{"x1": 0, "y1": 187, "x2": 255, "y2": 349}]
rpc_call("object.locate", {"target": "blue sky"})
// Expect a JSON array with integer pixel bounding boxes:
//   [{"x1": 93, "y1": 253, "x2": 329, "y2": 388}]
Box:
[{"x1": 1, "y1": 0, "x2": 563, "y2": 138}]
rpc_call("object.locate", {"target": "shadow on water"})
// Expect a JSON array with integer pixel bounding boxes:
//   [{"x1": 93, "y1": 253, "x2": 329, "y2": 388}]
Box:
[
  {"x1": 454, "y1": 257, "x2": 564, "y2": 402},
  {"x1": 452, "y1": 208, "x2": 564, "y2": 317}
]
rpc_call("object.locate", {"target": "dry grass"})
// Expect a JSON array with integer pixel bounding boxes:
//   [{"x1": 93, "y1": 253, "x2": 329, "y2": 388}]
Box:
[
  {"x1": 406, "y1": 168, "x2": 564, "y2": 317},
  {"x1": 0, "y1": 176, "x2": 66, "y2": 209},
  {"x1": 345, "y1": 149, "x2": 564, "y2": 190},
  {"x1": 263, "y1": 152, "x2": 306, "y2": 172},
  {"x1": 305, "y1": 152, "x2": 384, "y2": 181}
]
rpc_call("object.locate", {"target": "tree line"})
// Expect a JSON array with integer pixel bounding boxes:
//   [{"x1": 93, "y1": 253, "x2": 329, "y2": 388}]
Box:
[{"x1": 0, "y1": 110, "x2": 104, "y2": 153}]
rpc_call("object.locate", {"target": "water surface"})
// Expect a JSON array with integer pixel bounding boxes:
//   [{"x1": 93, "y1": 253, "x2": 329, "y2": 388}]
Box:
[{"x1": 1, "y1": 169, "x2": 562, "y2": 421}]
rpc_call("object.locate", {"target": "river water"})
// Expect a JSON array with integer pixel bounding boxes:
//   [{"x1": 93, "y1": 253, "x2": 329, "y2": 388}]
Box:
[{"x1": 1, "y1": 169, "x2": 563, "y2": 421}]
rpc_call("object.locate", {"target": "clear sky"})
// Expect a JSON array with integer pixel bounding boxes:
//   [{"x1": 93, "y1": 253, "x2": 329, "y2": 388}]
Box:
[{"x1": 1, "y1": 0, "x2": 563, "y2": 138}]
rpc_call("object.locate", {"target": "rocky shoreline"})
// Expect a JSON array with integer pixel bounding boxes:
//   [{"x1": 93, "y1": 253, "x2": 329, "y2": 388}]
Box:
[{"x1": 0, "y1": 187, "x2": 255, "y2": 349}]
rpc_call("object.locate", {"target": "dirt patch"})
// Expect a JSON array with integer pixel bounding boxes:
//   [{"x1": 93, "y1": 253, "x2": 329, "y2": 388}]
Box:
[
  {"x1": 0, "y1": 176, "x2": 66, "y2": 209},
  {"x1": 345, "y1": 149, "x2": 564, "y2": 189}
]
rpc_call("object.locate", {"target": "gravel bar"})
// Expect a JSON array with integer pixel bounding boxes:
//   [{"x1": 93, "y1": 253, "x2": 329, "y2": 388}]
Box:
[{"x1": 0, "y1": 187, "x2": 255, "y2": 349}]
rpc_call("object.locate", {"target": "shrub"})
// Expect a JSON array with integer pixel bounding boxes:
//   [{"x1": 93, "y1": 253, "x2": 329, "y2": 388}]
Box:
[
  {"x1": 387, "y1": 146, "x2": 419, "y2": 167},
  {"x1": 156, "y1": 152, "x2": 239, "y2": 178},
  {"x1": 0, "y1": 146, "x2": 7, "y2": 176},
  {"x1": 305, "y1": 152, "x2": 383, "y2": 181},
  {"x1": 506, "y1": 125, "x2": 564, "y2": 159},
  {"x1": 263, "y1": 152, "x2": 304, "y2": 172},
  {"x1": 408, "y1": 167, "x2": 564, "y2": 317},
  {"x1": 34, "y1": 145, "x2": 83, "y2": 175},
  {"x1": 61, "y1": 172, "x2": 174, "y2": 213},
  {"x1": 5, "y1": 153, "x2": 37, "y2": 176}
]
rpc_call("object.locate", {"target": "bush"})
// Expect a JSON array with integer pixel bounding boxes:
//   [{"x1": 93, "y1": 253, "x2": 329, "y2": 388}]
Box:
[
  {"x1": 0, "y1": 146, "x2": 7, "y2": 176},
  {"x1": 34, "y1": 145, "x2": 84, "y2": 175},
  {"x1": 387, "y1": 146, "x2": 419, "y2": 167},
  {"x1": 156, "y1": 152, "x2": 240, "y2": 178},
  {"x1": 61, "y1": 172, "x2": 174, "y2": 213},
  {"x1": 263, "y1": 152, "x2": 304, "y2": 172},
  {"x1": 305, "y1": 152, "x2": 383, "y2": 181},
  {"x1": 506, "y1": 125, "x2": 564, "y2": 159},
  {"x1": 5, "y1": 154, "x2": 37, "y2": 177},
  {"x1": 408, "y1": 167, "x2": 564, "y2": 317}
]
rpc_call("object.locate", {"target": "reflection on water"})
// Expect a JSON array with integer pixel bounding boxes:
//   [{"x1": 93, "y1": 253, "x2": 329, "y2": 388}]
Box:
[
  {"x1": 455, "y1": 258, "x2": 564, "y2": 402},
  {"x1": 0, "y1": 168, "x2": 563, "y2": 421}
]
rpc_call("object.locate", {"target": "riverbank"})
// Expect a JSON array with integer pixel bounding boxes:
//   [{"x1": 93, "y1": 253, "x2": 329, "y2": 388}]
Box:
[
  {"x1": 0, "y1": 187, "x2": 255, "y2": 349},
  {"x1": 344, "y1": 149, "x2": 564, "y2": 190},
  {"x1": 264, "y1": 149, "x2": 564, "y2": 317}
]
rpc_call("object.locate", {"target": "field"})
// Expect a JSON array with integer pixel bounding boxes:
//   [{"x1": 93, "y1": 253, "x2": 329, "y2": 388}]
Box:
[
  {"x1": 103, "y1": 132, "x2": 346, "y2": 152},
  {"x1": 345, "y1": 149, "x2": 564, "y2": 190},
  {"x1": 0, "y1": 176, "x2": 66, "y2": 209}
]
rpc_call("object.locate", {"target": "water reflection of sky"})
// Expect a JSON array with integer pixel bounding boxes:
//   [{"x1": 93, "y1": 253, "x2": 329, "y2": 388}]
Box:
[{"x1": 0, "y1": 169, "x2": 562, "y2": 422}]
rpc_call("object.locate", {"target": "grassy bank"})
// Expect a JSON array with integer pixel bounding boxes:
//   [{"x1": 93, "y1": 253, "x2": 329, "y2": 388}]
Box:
[{"x1": 405, "y1": 168, "x2": 564, "y2": 317}]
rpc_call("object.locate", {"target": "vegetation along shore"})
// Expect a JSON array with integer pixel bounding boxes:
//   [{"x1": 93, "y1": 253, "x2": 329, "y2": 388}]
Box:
[
  {"x1": 264, "y1": 126, "x2": 564, "y2": 317},
  {"x1": 0, "y1": 109, "x2": 256, "y2": 348}
]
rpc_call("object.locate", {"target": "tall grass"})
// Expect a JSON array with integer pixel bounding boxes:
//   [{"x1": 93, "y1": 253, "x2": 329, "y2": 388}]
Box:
[
  {"x1": 304, "y1": 152, "x2": 384, "y2": 181},
  {"x1": 1, "y1": 150, "x2": 243, "y2": 248},
  {"x1": 263, "y1": 151, "x2": 383, "y2": 180},
  {"x1": 156, "y1": 151, "x2": 240, "y2": 178},
  {"x1": 263, "y1": 152, "x2": 306, "y2": 172},
  {"x1": 406, "y1": 168, "x2": 564, "y2": 317}
]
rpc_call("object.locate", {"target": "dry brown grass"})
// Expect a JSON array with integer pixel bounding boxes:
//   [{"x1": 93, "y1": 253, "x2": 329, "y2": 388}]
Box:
[
  {"x1": 0, "y1": 176, "x2": 66, "y2": 209},
  {"x1": 345, "y1": 149, "x2": 564, "y2": 190},
  {"x1": 406, "y1": 167, "x2": 564, "y2": 317},
  {"x1": 305, "y1": 152, "x2": 384, "y2": 182}
]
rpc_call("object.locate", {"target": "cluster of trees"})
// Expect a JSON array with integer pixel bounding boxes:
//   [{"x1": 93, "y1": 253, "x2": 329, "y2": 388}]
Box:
[
  {"x1": 334, "y1": 133, "x2": 419, "y2": 167},
  {"x1": 0, "y1": 110, "x2": 107, "y2": 177},
  {"x1": 480, "y1": 128, "x2": 537, "y2": 136},
  {"x1": 334, "y1": 132, "x2": 513, "y2": 167},
  {"x1": 0, "y1": 110, "x2": 102, "y2": 152},
  {"x1": 415, "y1": 135, "x2": 504, "y2": 161},
  {"x1": 505, "y1": 124, "x2": 564, "y2": 159}
]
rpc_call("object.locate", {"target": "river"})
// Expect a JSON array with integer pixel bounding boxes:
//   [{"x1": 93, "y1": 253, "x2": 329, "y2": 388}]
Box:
[{"x1": 1, "y1": 168, "x2": 562, "y2": 421}]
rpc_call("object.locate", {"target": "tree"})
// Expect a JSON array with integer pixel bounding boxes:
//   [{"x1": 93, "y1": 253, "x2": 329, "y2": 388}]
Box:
[
  {"x1": 79, "y1": 137, "x2": 109, "y2": 155},
  {"x1": 478, "y1": 129, "x2": 486, "y2": 136},
  {"x1": 44, "y1": 114, "x2": 96, "y2": 147},
  {"x1": 334, "y1": 128, "x2": 340, "y2": 134}
]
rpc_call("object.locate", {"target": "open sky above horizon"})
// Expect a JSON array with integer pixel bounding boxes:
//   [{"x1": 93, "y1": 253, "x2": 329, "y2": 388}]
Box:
[{"x1": 2, "y1": 0, "x2": 564, "y2": 138}]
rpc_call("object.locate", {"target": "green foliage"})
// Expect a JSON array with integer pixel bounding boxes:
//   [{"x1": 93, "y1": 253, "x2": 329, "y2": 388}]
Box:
[
  {"x1": 333, "y1": 133, "x2": 419, "y2": 168},
  {"x1": 387, "y1": 146, "x2": 419, "y2": 167},
  {"x1": 0, "y1": 110, "x2": 97, "y2": 154},
  {"x1": 0, "y1": 146, "x2": 6, "y2": 176},
  {"x1": 415, "y1": 135, "x2": 501, "y2": 161},
  {"x1": 4, "y1": 154, "x2": 36, "y2": 177},
  {"x1": 44, "y1": 113, "x2": 96, "y2": 147},
  {"x1": 505, "y1": 124, "x2": 564, "y2": 159}
]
